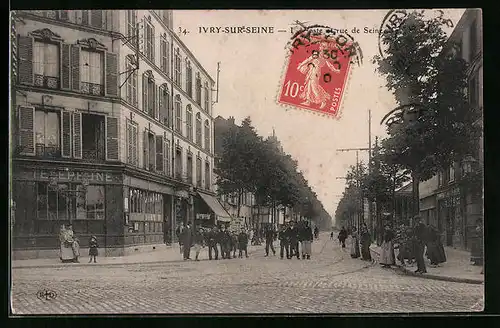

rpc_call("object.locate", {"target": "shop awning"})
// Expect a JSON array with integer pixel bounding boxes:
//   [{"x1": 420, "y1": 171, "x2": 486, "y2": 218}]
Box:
[{"x1": 197, "y1": 192, "x2": 232, "y2": 222}]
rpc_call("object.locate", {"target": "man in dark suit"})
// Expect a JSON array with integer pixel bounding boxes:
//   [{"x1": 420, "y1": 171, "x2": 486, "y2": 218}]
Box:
[
  {"x1": 412, "y1": 216, "x2": 428, "y2": 274},
  {"x1": 287, "y1": 221, "x2": 300, "y2": 259},
  {"x1": 180, "y1": 223, "x2": 193, "y2": 260},
  {"x1": 207, "y1": 226, "x2": 219, "y2": 260},
  {"x1": 264, "y1": 226, "x2": 276, "y2": 256},
  {"x1": 278, "y1": 224, "x2": 290, "y2": 259}
]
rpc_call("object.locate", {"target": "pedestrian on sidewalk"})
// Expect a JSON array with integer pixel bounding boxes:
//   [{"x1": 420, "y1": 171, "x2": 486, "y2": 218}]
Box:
[
  {"x1": 192, "y1": 227, "x2": 204, "y2": 261},
  {"x1": 88, "y1": 235, "x2": 99, "y2": 263},
  {"x1": 264, "y1": 226, "x2": 276, "y2": 257},
  {"x1": 338, "y1": 227, "x2": 347, "y2": 249},
  {"x1": 207, "y1": 226, "x2": 219, "y2": 260},
  {"x1": 412, "y1": 216, "x2": 428, "y2": 274},
  {"x1": 425, "y1": 224, "x2": 446, "y2": 267},
  {"x1": 219, "y1": 226, "x2": 231, "y2": 259},
  {"x1": 470, "y1": 218, "x2": 484, "y2": 274},
  {"x1": 278, "y1": 224, "x2": 290, "y2": 259},
  {"x1": 360, "y1": 224, "x2": 372, "y2": 261},
  {"x1": 287, "y1": 221, "x2": 300, "y2": 259},
  {"x1": 302, "y1": 221, "x2": 313, "y2": 259},
  {"x1": 176, "y1": 222, "x2": 185, "y2": 255},
  {"x1": 379, "y1": 225, "x2": 395, "y2": 268},
  {"x1": 350, "y1": 227, "x2": 361, "y2": 259},
  {"x1": 237, "y1": 228, "x2": 249, "y2": 258},
  {"x1": 180, "y1": 223, "x2": 193, "y2": 260},
  {"x1": 314, "y1": 226, "x2": 319, "y2": 239}
]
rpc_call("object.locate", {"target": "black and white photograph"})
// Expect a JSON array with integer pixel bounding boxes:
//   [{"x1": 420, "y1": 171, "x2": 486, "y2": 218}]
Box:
[{"x1": 9, "y1": 9, "x2": 483, "y2": 314}]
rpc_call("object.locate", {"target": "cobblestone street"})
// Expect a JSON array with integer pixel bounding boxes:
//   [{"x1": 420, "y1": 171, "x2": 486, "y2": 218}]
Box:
[{"x1": 11, "y1": 234, "x2": 483, "y2": 314}]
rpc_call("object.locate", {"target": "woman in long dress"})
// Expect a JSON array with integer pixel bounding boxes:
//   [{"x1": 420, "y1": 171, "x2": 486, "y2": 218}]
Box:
[
  {"x1": 360, "y1": 224, "x2": 372, "y2": 261},
  {"x1": 425, "y1": 225, "x2": 446, "y2": 266},
  {"x1": 297, "y1": 41, "x2": 341, "y2": 109},
  {"x1": 59, "y1": 224, "x2": 81, "y2": 263},
  {"x1": 350, "y1": 227, "x2": 361, "y2": 259},
  {"x1": 380, "y1": 225, "x2": 396, "y2": 268}
]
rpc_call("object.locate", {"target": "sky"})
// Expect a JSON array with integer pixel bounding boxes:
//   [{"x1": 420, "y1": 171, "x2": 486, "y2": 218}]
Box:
[{"x1": 174, "y1": 9, "x2": 465, "y2": 222}]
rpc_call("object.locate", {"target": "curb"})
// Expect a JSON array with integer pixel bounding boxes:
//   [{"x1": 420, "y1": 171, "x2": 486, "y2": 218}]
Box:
[
  {"x1": 13, "y1": 246, "x2": 262, "y2": 270},
  {"x1": 369, "y1": 245, "x2": 484, "y2": 285}
]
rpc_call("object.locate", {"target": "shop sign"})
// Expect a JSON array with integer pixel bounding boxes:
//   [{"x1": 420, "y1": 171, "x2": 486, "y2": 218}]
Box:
[
  {"x1": 34, "y1": 170, "x2": 118, "y2": 183},
  {"x1": 196, "y1": 214, "x2": 211, "y2": 220}
]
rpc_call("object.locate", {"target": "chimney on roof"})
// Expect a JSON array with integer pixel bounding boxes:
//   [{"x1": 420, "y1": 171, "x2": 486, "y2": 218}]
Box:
[{"x1": 228, "y1": 116, "x2": 235, "y2": 125}]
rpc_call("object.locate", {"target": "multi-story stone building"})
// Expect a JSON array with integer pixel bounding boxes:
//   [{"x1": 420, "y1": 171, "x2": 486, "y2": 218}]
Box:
[
  {"x1": 11, "y1": 10, "x2": 227, "y2": 259},
  {"x1": 418, "y1": 9, "x2": 483, "y2": 250}
]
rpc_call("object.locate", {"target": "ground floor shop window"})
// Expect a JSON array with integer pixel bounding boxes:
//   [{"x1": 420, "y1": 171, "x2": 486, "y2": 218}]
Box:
[{"x1": 129, "y1": 188, "x2": 164, "y2": 234}]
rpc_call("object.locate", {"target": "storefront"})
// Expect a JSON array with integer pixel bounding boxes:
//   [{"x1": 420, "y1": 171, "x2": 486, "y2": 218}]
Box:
[
  {"x1": 437, "y1": 186, "x2": 463, "y2": 248},
  {"x1": 195, "y1": 191, "x2": 232, "y2": 228}
]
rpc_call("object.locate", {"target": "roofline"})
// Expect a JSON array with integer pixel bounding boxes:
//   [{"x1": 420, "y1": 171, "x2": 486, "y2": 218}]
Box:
[
  {"x1": 168, "y1": 24, "x2": 216, "y2": 84},
  {"x1": 447, "y1": 9, "x2": 480, "y2": 45}
]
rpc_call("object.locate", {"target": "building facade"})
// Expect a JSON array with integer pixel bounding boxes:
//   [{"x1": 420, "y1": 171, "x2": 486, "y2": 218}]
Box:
[
  {"x1": 11, "y1": 10, "x2": 223, "y2": 259},
  {"x1": 418, "y1": 9, "x2": 483, "y2": 250}
]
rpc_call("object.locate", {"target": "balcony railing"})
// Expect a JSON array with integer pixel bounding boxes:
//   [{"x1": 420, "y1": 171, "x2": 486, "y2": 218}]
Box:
[
  {"x1": 34, "y1": 74, "x2": 59, "y2": 89},
  {"x1": 82, "y1": 149, "x2": 105, "y2": 163},
  {"x1": 81, "y1": 82, "x2": 103, "y2": 96},
  {"x1": 35, "y1": 144, "x2": 61, "y2": 158}
]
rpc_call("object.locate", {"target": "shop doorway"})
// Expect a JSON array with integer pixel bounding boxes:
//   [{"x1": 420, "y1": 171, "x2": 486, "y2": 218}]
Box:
[{"x1": 163, "y1": 195, "x2": 172, "y2": 245}]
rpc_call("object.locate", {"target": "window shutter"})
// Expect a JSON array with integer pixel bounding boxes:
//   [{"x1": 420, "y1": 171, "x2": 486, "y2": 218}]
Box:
[
  {"x1": 82, "y1": 10, "x2": 89, "y2": 25},
  {"x1": 143, "y1": 129, "x2": 149, "y2": 169},
  {"x1": 105, "y1": 52, "x2": 118, "y2": 97},
  {"x1": 164, "y1": 139, "x2": 170, "y2": 176},
  {"x1": 71, "y1": 46, "x2": 80, "y2": 92},
  {"x1": 18, "y1": 106, "x2": 35, "y2": 155},
  {"x1": 126, "y1": 121, "x2": 132, "y2": 164},
  {"x1": 61, "y1": 111, "x2": 72, "y2": 158},
  {"x1": 154, "y1": 85, "x2": 160, "y2": 120},
  {"x1": 156, "y1": 135, "x2": 163, "y2": 173},
  {"x1": 90, "y1": 10, "x2": 103, "y2": 28},
  {"x1": 142, "y1": 75, "x2": 148, "y2": 112},
  {"x1": 158, "y1": 86, "x2": 164, "y2": 124},
  {"x1": 72, "y1": 112, "x2": 82, "y2": 158},
  {"x1": 132, "y1": 124, "x2": 138, "y2": 166},
  {"x1": 18, "y1": 36, "x2": 34, "y2": 85},
  {"x1": 105, "y1": 116, "x2": 119, "y2": 161},
  {"x1": 61, "y1": 44, "x2": 71, "y2": 90}
]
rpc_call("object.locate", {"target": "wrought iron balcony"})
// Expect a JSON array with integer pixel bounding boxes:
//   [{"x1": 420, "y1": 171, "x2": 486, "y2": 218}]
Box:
[
  {"x1": 34, "y1": 74, "x2": 59, "y2": 89},
  {"x1": 35, "y1": 144, "x2": 61, "y2": 158},
  {"x1": 81, "y1": 82, "x2": 103, "y2": 96},
  {"x1": 82, "y1": 149, "x2": 105, "y2": 163}
]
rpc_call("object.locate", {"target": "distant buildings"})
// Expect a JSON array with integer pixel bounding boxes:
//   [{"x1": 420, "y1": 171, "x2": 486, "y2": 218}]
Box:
[{"x1": 11, "y1": 10, "x2": 225, "y2": 259}]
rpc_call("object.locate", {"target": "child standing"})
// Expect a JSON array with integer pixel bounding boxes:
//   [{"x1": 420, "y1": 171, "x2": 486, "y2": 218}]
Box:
[{"x1": 88, "y1": 235, "x2": 99, "y2": 263}]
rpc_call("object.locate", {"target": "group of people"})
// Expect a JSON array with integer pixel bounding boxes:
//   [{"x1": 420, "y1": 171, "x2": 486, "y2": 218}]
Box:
[
  {"x1": 335, "y1": 224, "x2": 372, "y2": 261},
  {"x1": 276, "y1": 220, "x2": 315, "y2": 260},
  {"x1": 58, "y1": 224, "x2": 99, "y2": 264},
  {"x1": 175, "y1": 223, "x2": 250, "y2": 261}
]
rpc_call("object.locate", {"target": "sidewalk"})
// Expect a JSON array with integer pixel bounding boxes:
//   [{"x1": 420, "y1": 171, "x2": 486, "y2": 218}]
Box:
[
  {"x1": 369, "y1": 243, "x2": 484, "y2": 284},
  {"x1": 12, "y1": 244, "x2": 263, "y2": 269}
]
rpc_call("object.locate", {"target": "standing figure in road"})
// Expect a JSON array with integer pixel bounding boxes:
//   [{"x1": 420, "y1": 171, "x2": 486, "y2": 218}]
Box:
[
  {"x1": 176, "y1": 222, "x2": 185, "y2": 255},
  {"x1": 470, "y1": 218, "x2": 484, "y2": 274},
  {"x1": 338, "y1": 226, "x2": 347, "y2": 249},
  {"x1": 288, "y1": 222, "x2": 300, "y2": 259},
  {"x1": 379, "y1": 225, "x2": 395, "y2": 268},
  {"x1": 302, "y1": 221, "x2": 313, "y2": 260},
  {"x1": 314, "y1": 226, "x2": 319, "y2": 239},
  {"x1": 412, "y1": 217, "x2": 428, "y2": 274},
  {"x1": 207, "y1": 226, "x2": 219, "y2": 260},
  {"x1": 350, "y1": 227, "x2": 361, "y2": 259},
  {"x1": 237, "y1": 229, "x2": 249, "y2": 258},
  {"x1": 192, "y1": 227, "x2": 204, "y2": 261},
  {"x1": 180, "y1": 223, "x2": 193, "y2": 260},
  {"x1": 425, "y1": 224, "x2": 446, "y2": 266},
  {"x1": 219, "y1": 226, "x2": 232, "y2": 259},
  {"x1": 330, "y1": 231, "x2": 334, "y2": 240},
  {"x1": 360, "y1": 224, "x2": 372, "y2": 261},
  {"x1": 278, "y1": 224, "x2": 290, "y2": 259},
  {"x1": 264, "y1": 226, "x2": 276, "y2": 257}
]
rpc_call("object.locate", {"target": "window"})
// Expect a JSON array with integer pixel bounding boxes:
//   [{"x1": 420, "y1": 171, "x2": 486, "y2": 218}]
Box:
[
  {"x1": 35, "y1": 110, "x2": 60, "y2": 157},
  {"x1": 162, "y1": 10, "x2": 173, "y2": 29},
  {"x1": 142, "y1": 71, "x2": 157, "y2": 118},
  {"x1": 204, "y1": 120, "x2": 210, "y2": 152},
  {"x1": 205, "y1": 162, "x2": 210, "y2": 190},
  {"x1": 79, "y1": 10, "x2": 105, "y2": 29},
  {"x1": 125, "y1": 55, "x2": 138, "y2": 106},
  {"x1": 165, "y1": 139, "x2": 171, "y2": 176},
  {"x1": 195, "y1": 113, "x2": 202, "y2": 146},
  {"x1": 196, "y1": 157, "x2": 202, "y2": 187},
  {"x1": 204, "y1": 82, "x2": 210, "y2": 112},
  {"x1": 159, "y1": 84, "x2": 170, "y2": 127},
  {"x1": 438, "y1": 171, "x2": 443, "y2": 187},
  {"x1": 187, "y1": 153, "x2": 193, "y2": 184},
  {"x1": 145, "y1": 20, "x2": 155, "y2": 62},
  {"x1": 175, "y1": 95, "x2": 182, "y2": 133},
  {"x1": 81, "y1": 113, "x2": 105, "y2": 161},
  {"x1": 126, "y1": 120, "x2": 138, "y2": 166},
  {"x1": 195, "y1": 73, "x2": 202, "y2": 105},
  {"x1": 143, "y1": 131, "x2": 156, "y2": 171},
  {"x1": 126, "y1": 10, "x2": 137, "y2": 39},
  {"x1": 80, "y1": 49, "x2": 104, "y2": 95},
  {"x1": 186, "y1": 105, "x2": 193, "y2": 141},
  {"x1": 449, "y1": 164, "x2": 456, "y2": 182},
  {"x1": 175, "y1": 147, "x2": 183, "y2": 179},
  {"x1": 34, "y1": 41, "x2": 60, "y2": 89},
  {"x1": 85, "y1": 185, "x2": 105, "y2": 219},
  {"x1": 186, "y1": 61, "x2": 193, "y2": 97},
  {"x1": 174, "y1": 48, "x2": 181, "y2": 85},
  {"x1": 160, "y1": 35, "x2": 169, "y2": 75}
]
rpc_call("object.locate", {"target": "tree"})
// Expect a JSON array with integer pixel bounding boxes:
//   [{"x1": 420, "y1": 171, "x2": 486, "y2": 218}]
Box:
[{"x1": 374, "y1": 11, "x2": 480, "y2": 215}]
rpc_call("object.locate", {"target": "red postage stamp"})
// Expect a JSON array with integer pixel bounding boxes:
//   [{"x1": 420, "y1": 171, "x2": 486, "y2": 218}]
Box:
[{"x1": 278, "y1": 26, "x2": 361, "y2": 117}]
